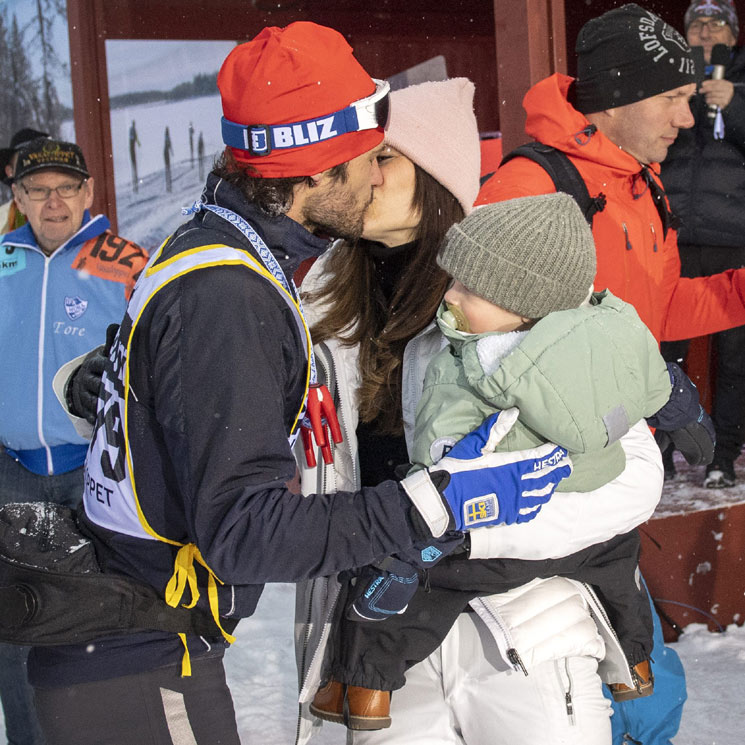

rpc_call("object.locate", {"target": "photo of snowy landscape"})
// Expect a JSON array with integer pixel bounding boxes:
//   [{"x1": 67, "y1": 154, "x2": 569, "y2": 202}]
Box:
[{"x1": 58, "y1": 39, "x2": 237, "y2": 252}]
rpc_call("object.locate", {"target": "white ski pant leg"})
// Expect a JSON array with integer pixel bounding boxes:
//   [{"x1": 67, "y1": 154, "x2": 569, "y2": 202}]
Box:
[{"x1": 349, "y1": 612, "x2": 612, "y2": 745}]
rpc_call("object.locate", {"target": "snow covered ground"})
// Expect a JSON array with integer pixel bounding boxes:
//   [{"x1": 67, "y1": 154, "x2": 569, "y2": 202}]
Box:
[
  {"x1": 1, "y1": 580, "x2": 742, "y2": 744},
  {"x1": 227, "y1": 585, "x2": 745, "y2": 745}
]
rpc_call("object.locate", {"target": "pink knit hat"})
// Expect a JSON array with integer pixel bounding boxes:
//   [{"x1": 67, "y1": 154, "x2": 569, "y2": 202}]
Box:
[{"x1": 384, "y1": 78, "x2": 480, "y2": 215}]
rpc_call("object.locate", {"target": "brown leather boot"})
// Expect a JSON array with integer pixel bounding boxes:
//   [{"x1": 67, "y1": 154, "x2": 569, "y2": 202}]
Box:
[
  {"x1": 310, "y1": 680, "x2": 392, "y2": 730},
  {"x1": 609, "y1": 660, "x2": 655, "y2": 702}
]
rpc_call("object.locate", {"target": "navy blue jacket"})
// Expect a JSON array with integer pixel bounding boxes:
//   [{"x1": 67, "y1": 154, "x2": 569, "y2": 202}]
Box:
[
  {"x1": 661, "y1": 46, "x2": 745, "y2": 248},
  {"x1": 29, "y1": 174, "x2": 422, "y2": 686}
]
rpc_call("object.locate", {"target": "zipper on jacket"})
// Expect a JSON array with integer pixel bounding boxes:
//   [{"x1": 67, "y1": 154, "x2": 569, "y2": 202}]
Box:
[
  {"x1": 295, "y1": 579, "x2": 317, "y2": 745},
  {"x1": 37, "y1": 254, "x2": 53, "y2": 474},
  {"x1": 562, "y1": 659, "x2": 576, "y2": 726},
  {"x1": 650, "y1": 223, "x2": 658, "y2": 252},
  {"x1": 622, "y1": 223, "x2": 632, "y2": 251},
  {"x1": 581, "y1": 581, "x2": 639, "y2": 687},
  {"x1": 507, "y1": 648, "x2": 528, "y2": 676},
  {"x1": 582, "y1": 582, "x2": 623, "y2": 648},
  {"x1": 474, "y1": 599, "x2": 527, "y2": 675}
]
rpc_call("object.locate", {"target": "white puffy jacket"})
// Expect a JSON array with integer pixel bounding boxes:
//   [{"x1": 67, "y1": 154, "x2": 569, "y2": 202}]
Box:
[{"x1": 293, "y1": 250, "x2": 664, "y2": 745}]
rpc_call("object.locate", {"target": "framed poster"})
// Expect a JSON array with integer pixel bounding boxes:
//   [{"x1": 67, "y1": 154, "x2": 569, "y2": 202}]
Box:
[{"x1": 105, "y1": 39, "x2": 235, "y2": 250}]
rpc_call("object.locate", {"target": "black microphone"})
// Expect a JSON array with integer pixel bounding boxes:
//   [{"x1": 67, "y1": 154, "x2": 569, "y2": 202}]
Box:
[{"x1": 708, "y1": 43, "x2": 730, "y2": 121}]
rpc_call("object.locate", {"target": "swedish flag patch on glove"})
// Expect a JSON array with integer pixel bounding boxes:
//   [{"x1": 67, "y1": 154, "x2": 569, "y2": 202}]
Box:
[{"x1": 464, "y1": 494, "x2": 498, "y2": 526}]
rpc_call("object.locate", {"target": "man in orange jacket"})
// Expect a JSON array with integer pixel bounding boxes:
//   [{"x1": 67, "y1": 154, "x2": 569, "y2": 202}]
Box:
[
  {"x1": 478, "y1": 5, "x2": 735, "y2": 745},
  {"x1": 479, "y1": 4, "x2": 745, "y2": 347}
]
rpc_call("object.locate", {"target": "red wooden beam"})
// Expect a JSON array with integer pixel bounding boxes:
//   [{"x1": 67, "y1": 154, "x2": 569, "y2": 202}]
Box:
[
  {"x1": 492, "y1": 0, "x2": 567, "y2": 154},
  {"x1": 642, "y1": 502, "x2": 745, "y2": 641},
  {"x1": 67, "y1": 0, "x2": 117, "y2": 228}
]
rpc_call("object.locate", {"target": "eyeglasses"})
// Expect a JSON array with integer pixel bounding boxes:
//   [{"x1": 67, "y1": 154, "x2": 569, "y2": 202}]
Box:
[
  {"x1": 688, "y1": 18, "x2": 730, "y2": 34},
  {"x1": 20, "y1": 180, "x2": 87, "y2": 201}
]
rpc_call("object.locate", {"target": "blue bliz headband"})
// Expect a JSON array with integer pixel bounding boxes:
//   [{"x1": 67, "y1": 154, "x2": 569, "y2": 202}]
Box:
[{"x1": 221, "y1": 78, "x2": 390, "y2": 157}]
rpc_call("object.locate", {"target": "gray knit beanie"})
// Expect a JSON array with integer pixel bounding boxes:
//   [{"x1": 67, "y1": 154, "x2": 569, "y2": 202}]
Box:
[{"x1": 437, "y1": 193, "x2": 597, "y2": 319}]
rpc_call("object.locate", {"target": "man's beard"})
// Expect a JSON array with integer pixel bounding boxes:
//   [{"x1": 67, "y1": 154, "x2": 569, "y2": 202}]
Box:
[{"x1": 301, "y1": 184, "x2": 372, "y2": 242}]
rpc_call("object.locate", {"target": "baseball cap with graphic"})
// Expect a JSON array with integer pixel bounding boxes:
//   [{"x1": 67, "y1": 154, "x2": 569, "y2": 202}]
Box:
[
  {"x1": 14, "y1": 138, "x2": 89, "y2": 181},
  {"x1": 575, "y1": 3, "x2": 697, "y2": 114},
  {"x1": 218, "y1": 21, "x2": 388, "y2": 178}
]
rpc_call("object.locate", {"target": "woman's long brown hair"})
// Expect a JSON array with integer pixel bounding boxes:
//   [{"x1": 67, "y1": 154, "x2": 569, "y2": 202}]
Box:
[{"x1": 305, "y1": 165, "x2": 464, "y2": 435}]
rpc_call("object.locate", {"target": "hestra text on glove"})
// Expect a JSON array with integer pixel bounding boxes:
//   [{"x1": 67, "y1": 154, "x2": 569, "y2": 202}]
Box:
[{"x1": 347, "y1": 533, "x2": 464, "y2": 622}]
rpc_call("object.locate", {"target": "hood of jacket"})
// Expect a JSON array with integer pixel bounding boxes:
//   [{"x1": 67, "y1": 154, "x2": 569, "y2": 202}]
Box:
[
  {"x1": 523, "y1": 74, "x2": 662, "y2": 181},
  {"x1": 190, "y1": 173, "x2": 330, "y2": 282}
]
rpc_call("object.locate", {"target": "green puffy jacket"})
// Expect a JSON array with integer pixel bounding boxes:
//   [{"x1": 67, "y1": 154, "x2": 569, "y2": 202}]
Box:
[{"x1": 412, "y1": 290, "x2": 671, "y2": 492}]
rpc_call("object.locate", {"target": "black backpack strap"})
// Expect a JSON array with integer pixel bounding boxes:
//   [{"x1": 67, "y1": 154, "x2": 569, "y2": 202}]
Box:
[
  {"x1": 497, "y1": 143, "x2": 606, "y2": 227},
  {"x1": 636, "y1": 165, "x2": 679, "y2": 241}
]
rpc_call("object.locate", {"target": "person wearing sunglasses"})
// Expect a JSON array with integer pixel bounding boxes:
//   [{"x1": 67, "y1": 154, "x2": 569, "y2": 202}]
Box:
[
  {"x1": 660, "y1": 0, "x2": 745, "y2": 489},
  {"x1": 0, "y1": 138, "x2": 148, "y2": 745}
]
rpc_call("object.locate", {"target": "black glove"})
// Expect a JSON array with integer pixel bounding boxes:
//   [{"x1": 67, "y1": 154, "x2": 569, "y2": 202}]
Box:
[
  {"x1": 648, "y1": 362, "x2": 715, "y2": 466},
  {"x1": 65, "y1": 324, "x2": 119, "y2": 425},
  {"x1": 346, "y1": 532, "x2": 464, "y2": 622},
  {"x1": 345, "y1": 557, "x2": 420, "y2": 622}
]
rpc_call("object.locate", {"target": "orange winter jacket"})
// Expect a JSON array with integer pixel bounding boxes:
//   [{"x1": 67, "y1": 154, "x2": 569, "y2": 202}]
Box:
[{"x1": 477, "y1": 73, "x2": 745, "y2": 343}]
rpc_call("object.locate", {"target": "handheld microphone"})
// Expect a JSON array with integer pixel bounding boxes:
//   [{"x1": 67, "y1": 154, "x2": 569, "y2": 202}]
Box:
[{"x1": 708, "y1": 43, "x2": 730, "y2": 121}]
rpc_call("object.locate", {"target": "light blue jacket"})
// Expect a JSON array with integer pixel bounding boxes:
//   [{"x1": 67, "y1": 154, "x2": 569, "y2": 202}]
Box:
[{"x1": 0, "y1": 211, "x2": 146, "y2": 474}]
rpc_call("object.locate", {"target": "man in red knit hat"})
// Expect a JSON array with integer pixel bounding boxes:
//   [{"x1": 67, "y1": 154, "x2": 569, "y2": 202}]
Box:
[{"x1": 30, "y1": 22, "x2": 571, "y2": 745}]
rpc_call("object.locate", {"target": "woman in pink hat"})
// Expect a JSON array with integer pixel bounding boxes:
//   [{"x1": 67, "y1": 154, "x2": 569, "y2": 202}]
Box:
[{"x1": 294, "y1": 77, "x2": 665, "y2": 745}]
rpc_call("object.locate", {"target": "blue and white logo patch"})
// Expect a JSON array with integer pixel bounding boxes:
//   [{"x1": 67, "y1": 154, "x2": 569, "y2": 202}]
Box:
[
  {"x1": 64, "y1": 295, "x2": 88, "y2": 320},
  {"x1": 249, "y1": 127, "x2": 269, "y2": 155},
  {"x1": 420, "y1": 545, "x2": 443, "y2": 564},
  {"x1": 463, "y1": 494, "x2": 498, "y2": 527}
]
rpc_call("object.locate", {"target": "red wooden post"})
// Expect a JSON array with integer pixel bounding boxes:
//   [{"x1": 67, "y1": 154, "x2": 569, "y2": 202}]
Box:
[
  {"x1": 67, "y1": 0, "x2": 117, "y2": 230},
  {"x1": 492, "y1": 0, "x2": 567, "y2": 154}
]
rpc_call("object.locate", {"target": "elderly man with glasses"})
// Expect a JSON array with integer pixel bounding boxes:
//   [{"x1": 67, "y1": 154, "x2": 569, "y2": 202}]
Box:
[
  {"x1": 0, "y1": 137, "x2": 147, "y2": 745},
  {"x1": 660, "y1": 0, "x2": 745, "y2": 488}
]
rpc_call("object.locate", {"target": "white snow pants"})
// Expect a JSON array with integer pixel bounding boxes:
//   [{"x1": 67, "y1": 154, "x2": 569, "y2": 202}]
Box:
[{"x1": 348, "y1": 611, "x2": 613, "y2": 745}]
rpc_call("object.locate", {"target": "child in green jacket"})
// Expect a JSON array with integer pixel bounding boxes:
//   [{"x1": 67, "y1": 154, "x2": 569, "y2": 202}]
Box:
[{"x1": 312, "y1": 193, "x2": 713, "y2": 730}]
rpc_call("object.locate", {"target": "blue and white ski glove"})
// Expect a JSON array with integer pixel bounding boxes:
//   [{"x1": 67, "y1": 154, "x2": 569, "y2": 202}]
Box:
[
  {"x1": 347, "y1": 533, "x2": 464, "y2": 622},
  {"x1": 400, "y1": 408, "x2": 572, "y2": 536}
]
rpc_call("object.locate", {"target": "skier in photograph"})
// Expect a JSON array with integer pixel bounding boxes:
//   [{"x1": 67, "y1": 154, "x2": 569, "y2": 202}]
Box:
[
  {"x1": 30, "y1": 22, "x2": 570, "y2": 745},
  {"x1": 197, "y1": 130, "x2": 205, "y2": 180},
  {"x1": 163, "y1": 125, "x2": 173, "y2": 192},
  {"x1": 189, "y1": 120, "x2": 195, "y2": 167},
  {"x1": 128, "y1": 119, "x2": 140, "y2": 193}
]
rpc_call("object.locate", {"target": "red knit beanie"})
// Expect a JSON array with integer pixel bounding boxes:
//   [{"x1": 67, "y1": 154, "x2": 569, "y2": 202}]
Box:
[{"x1": 218, "y1": 22, "x2": 385, "y2": 177}]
